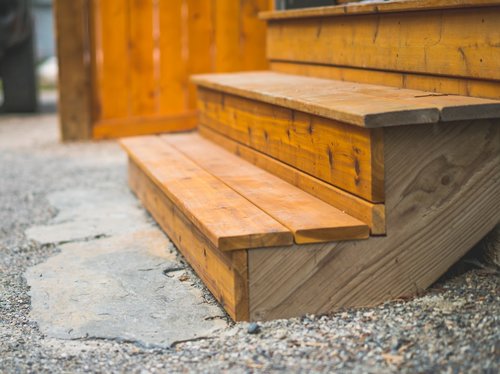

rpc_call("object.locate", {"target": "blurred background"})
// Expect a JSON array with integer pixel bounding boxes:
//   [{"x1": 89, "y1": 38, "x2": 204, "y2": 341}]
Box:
[{"x1": 0, "y1": 0, "x2": 57, "y2": 113}]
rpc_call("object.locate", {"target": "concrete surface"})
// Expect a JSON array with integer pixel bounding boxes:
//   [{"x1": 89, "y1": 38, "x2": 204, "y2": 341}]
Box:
[{"x1": 24, "y1": 185, "x2": 226, "y2": 348}]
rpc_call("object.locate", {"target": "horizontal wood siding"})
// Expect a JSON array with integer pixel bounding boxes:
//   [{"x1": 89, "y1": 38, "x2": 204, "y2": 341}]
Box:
[
  {"x1": 267, "y1": 6, "x2": 500, "y2": 84},
  {"x1": 198, "y1": 87, "x2": 385, "y2": 202}
]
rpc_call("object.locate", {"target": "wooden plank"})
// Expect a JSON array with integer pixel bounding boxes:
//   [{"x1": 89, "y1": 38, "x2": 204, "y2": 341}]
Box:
[
  {"x1": 128, "y1": 0, "x2": 158, "y2": 116},
  {"x1": 55, "y1": 0, "x2": 92, "y2": 140},
  {"x1": 248, "y1": 119, "x2": 500, "y2": 320},
  {"x1": 193, "y1": 72, "x2": 500, "y2": 126},
  {"x1": 158, "y1": 0, "x2": 188, "y2": 115},
  {"x1": 120, "y1": 136, "x2": 293, "y2": 251},
  {"x1": 266, "y1": 7, "x2": 500, "y2": 81},
  {"x1": 186, "y1": 0, "x2": 214, "y2": 109},
  {"x1": 128, "y1": 159, "x2": 249, "y2": 321},
  {"x1": 271, "y1": 61, "x2": 500, "y2": 100},
  {"x1": 193, "y1": 72, "x2": 440, "y2": 128},
  {"x1": 92, "y1": 112, "x2": 198, "y2": 139},
  {"x1": 197, "y1": 87, "x2": 385, "y2": 202},
  {"x1": 199, "y1": 126, "x2": 386, "y2": 234},
  {"x1": 260, "y1": 0, "x2": 500, "y2": 19},
  {"x1": 214, "y1": 0, "x2": 269, "y2": 72},
  {"x1": 214, "y1": 0, "x2": 241, "y2": 72},
  {"x1": 238, "y1": 0, "x2": 269, "y2": 71},
  {"x1": 162, "y1": 133, "x2": 370, "y2": 243},
  {"x1": 89, "y1": 0, "x2": 131, "y2": 121}
]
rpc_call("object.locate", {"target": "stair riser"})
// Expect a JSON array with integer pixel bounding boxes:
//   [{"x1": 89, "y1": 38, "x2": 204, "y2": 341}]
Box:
[
  {"x1": 270, "y1": 61, "x2": 500, "y2": 101},
  {"x1": 198, "y1": 87, "x2": 385, "y2": 202},
  {"x1": 267, "y1": 7, "x2": 500, "y2": 83},
  {"x1": 128, "y1": 159, "x2": 249, "y2": 321}
]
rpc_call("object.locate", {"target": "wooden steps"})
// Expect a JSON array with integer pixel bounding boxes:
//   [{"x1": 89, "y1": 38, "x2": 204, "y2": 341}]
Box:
[
  {"x1": 121, "y1": 135, "x2": 369, "y2": 247},
  {"x1": 121, "y1": 134, "x2": 372, "y2": 321},
  {"x1": 193, "y1": 71, "x2": 500, "y2": 128},
  {"x1": 162, "y1": 133, "x2": 369, "y2": 243},
  {"x1": 194, "y1": 71, "x2": 500, "y2": 203},
  {"x1": 121, "y1": 0, "x2": 500, "y2": 322}
]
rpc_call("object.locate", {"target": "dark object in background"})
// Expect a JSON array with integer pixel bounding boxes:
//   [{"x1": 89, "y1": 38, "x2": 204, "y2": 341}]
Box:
[
  {"x1": 276, "y1": 0, "x2": 336, "y2": 9},
  {"x1": 0, "y1": 0, "x2": 38, "y2": 113}
]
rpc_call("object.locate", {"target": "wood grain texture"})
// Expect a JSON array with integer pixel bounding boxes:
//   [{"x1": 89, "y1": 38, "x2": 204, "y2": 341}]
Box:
[
  {"x1": 271, "y1": 61, "x2": 500, "y2": 100},
  {"x1": 162, "y1": 133, "x2": 370, "y2": 243},
  {"x1": 248, "y1": 119, "x2": 500, "y2": 320},
  {"x1": 260, "y1": 0, "x2": 500, "y2": 19},
  {"x1": 128, "y1": 0, "x2": 158, "y2": 116},
  {"x1": 193, "y1": 72, "x2": 443, "y2": 128},
  {"x1": 92, "y1": 112, "x2": 198, "y2": 139},
  {"x1": 128, "y1": 159, "x2": 249, "y2": 321},
  {"x1": 194, "y1": 72, "x2": 500, "y2": 126},
  {"x1": 79, "y1": 0, "x2": 270, "y2": 138},
  {"x1": 120, "y1": 136, "x2": 292, "y2": 251},
  {"x1": 89, "y1": 0, "x2": 131, "y2": 120},
  {"x1": 197, "y1": 87, "x2": 385, "y2": 202},
  {"x1": 55, "y1": 0, "x2": 93, "y2": 141},
  {"x1": 266, "y1": 6, "x2": 500, "y2": 81},
  {"x1": 199, "y1": 126, "x2": 386, "y2": 234},
  {"x1": 158, "y1": 0, "x2": 188, "y2": 115}
]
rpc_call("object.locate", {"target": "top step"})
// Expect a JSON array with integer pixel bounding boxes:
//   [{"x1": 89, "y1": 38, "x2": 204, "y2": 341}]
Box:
[
  {"x1": 192, "y1": 71, "x2": 500, "y2": 128},
  {"x1": 260, "y1": 0, "x2": 499, "y2": 19}
]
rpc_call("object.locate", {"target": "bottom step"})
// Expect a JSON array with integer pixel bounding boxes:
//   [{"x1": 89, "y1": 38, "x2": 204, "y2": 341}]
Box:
[{"x1": 122, "y1": 120, "x2": 499, "y2": 320}]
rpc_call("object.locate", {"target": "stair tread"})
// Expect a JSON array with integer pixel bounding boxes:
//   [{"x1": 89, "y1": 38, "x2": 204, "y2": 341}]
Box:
[
  {"x1": 192, "y1": 71, "x2": 500, "y2": 128},
  {"x1": 161, "y1": 133, "x2": 370, "y2": 243},
  {"x1": 259, "y1": 0, "x2": 497, "y2": 20},
  {"x1": 120, "y1": 136, "x2": 293, "y2": 251}
]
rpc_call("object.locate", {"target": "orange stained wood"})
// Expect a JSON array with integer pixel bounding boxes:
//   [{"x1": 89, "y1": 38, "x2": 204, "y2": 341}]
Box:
[
  {"x1": 158, "y1": 0, "x2": 187, "y2": 115},
  {"x1": 128, "y1": 0, "x2": 158, "y2": 116},
  {"x1": 128, "y1": 159, "x2": 249, "y2": 321},
  {"x1": 90, "y1": 0, "x2": 131, "y2": 120},
  {"x1": 185, "y1": 0, "x2": 214, "y2": 109},
  {"x1": 270, "y1": 62, "x2": 500, "y2": 100},
  {"x1": 193, "y1": 72, "x2": 500, "y2": 127},
  {"x1": 162, "y1": 133, "x2": 370, "y2": 243},
  {"x1": 198, "y1": 125, "x2": 386, "y2": 235},
  {"x1": 120, "y1": 136, "x2": 293, "y2": 251},
  {"x1": 92, "y1": 112, "x2": 198, "y2": 139},
  {"x1": 83, "y1": 0, "x2": 270, "y2": 140},
  {"x1": 265, "y1": 5, "x2": 500, "y2": 81},
  {"x1": 197, "y1": 87, "x2": 385, "y2": 202}
]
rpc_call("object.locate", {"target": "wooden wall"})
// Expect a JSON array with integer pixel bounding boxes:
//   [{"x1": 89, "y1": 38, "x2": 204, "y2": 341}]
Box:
[
  {"x1": 264, "y1": 1, "x2": 500, "y2": 100},
  {"x1": 56, "y1": 0, "x2": 271, "y2": 140}
]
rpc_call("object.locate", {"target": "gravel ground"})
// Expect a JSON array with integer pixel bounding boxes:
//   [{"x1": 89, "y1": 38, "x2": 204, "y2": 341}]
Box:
[{"x1": 1, "y1": 98, "x2": 499, "y2": 373}]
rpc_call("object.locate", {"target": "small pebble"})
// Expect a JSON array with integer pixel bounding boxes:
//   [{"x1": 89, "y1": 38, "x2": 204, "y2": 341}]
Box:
[{"x1": 247, "y1": 323, "x2": 261, "y2": 334}]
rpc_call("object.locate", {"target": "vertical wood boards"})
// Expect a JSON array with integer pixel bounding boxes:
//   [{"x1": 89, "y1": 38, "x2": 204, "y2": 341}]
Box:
[
  {"x1": 247, "y1": 119, "x2": 500, "y2": 320},
  {"x1": 89, "y1": 0, "x2": 131, "y2": 121},
  {"x1": 197, "y1": 88, "x2": 385, "y2": 202},
  {"x1": 198, "y1": 125, "x2": 386, "y2": 234},
  {"x1": 60, "y1": 0, "x2": 270, "y2": 140},
  {"x1": 266, "y1": 6, "x2": 500, "y2": 81},
  {"x1": 128, "y1": 0, "x2": 158, "y2": 116},
  {"x1": 158, "y1": 0, "x2": 186, "y2": 116},
  {"x1": 128, "y1": 159, "x2": 249, "y2": 321},
  {"x1": 55, "y1": 0, "x2": 93, "y2": 140}
]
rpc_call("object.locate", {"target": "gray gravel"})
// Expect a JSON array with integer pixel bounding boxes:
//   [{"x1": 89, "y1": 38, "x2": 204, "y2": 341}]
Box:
[{"x1": 1, "y1": 96, "x2": 499, "y2": 373}]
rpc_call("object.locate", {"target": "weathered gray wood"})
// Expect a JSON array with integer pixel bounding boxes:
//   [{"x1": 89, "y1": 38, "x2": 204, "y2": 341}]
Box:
[{"x1": 248, "y1": 119, "x2": 500, "y2": 320}]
